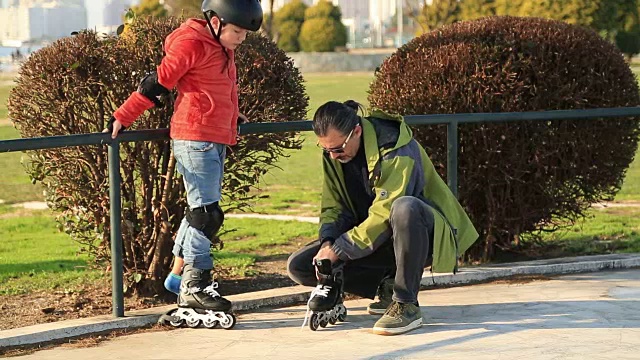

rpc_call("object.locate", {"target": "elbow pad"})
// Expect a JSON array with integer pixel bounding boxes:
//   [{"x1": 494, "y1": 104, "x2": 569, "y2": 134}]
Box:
[{"x1": 137, "y1": 72, "x2": 169, "y2": 107}]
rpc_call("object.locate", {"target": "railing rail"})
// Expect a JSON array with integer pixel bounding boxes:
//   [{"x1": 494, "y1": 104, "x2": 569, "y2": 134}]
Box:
[{"x1": 1, "y1": 106, "x2": 639, "y2": 317}]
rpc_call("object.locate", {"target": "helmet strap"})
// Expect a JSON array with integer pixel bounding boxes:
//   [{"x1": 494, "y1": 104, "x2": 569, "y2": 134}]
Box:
[
  {"x1": 203, "y1": 11, "x2": 222, "y2": 42},
  {"x1": 203, "y1": 11, "x2": 230, "y2": 72}
]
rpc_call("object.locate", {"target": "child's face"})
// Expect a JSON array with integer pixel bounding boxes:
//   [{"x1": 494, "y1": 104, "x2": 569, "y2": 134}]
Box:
[{"x1": 218, "y1": 22, "x2": 249, "y2": 50}]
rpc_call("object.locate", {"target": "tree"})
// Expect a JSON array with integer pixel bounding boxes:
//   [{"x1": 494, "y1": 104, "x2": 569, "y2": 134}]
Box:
[
  {"x1": 263, "y1": 0, "x2": 276, "y2": 39},
  {"x1": 8, "y1": 16, "x2": 308, "y2": 295},
  {"x1": 493, "y1": 0, "x2": 526, "y2": 16},
  {"x1": 162, "y1": 0, "x2": 200, "y2": 17},
  {"x1": 458, "y1": 0, "x2": 525, "y2": 19},
  {"x1": 273, "y1": 0, "x2": 308, "y2": 52},
  {"x1": 131, "y1": 0, "x2": 167, "y2": 18},
  {"x1": 277, "y1": 21, "x2": 302, "y2": 52},
  {"x1": 298, "y1": 0, "x2": 346, "y2": 52},
  {"x1": 614, "y1": 0, "x2": 640, "y2": 60},
  {"x1": 415, "y1": 0, "x2": 460, "y2": 34},
  {"x1": 459, "y1": 0, "x2": 496, "y2": 20}
]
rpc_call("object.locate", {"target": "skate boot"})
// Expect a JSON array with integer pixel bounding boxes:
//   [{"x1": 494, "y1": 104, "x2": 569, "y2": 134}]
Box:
[
  {"x1": 302, "y1": 258, "x2": 347, "y2": 331},
  {"x1": 159, "y1": 264, "x2": 236, "y2": 329}
]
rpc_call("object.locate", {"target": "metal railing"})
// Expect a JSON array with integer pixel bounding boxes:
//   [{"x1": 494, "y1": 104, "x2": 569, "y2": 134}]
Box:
[{"x1": 1, "y1": 106, "x2": 639, "y2": 317}]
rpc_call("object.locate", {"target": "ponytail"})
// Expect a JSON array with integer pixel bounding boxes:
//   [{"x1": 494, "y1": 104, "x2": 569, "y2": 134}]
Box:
[{"x1": 312, "y1": 100, "x2": 362, "y2": 137}]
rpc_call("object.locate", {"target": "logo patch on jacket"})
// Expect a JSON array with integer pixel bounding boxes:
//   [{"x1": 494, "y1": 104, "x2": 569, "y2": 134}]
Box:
[{"x1": 379, "y1": 189, "x2": 389, "y2": 199}]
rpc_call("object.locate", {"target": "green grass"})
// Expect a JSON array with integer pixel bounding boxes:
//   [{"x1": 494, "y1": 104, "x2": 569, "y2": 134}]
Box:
[
  {"x1": 0, "y1": 125, "x2": 44, "y2": 204},
  {"x1": 0, "y1": 75, "x2": 13, "y2": 120},
  {"x1": 0, "y1": 206, "x2": 103, "y2": 295},
  {"x1": 0, "y1": 209, "x2": 317, "y2": 292},
  {"x1": 616, "y1": 150, "x2": 640, "y2": 201},
  {"x1": 303, "y1": 72, "x2": 373, "y2": 119},
  {"x1": 210, "y1": 218, "x2": 317, "y2": 276},
  {"x1": 244, "y1": 72, "x2": 374, "y2": 215},
  {"x1": 535, "y1": 207, "x2": 640, "y2": 257},
  {"x1": 2, "y1": 71, "x2": 640, "y2": 296}
]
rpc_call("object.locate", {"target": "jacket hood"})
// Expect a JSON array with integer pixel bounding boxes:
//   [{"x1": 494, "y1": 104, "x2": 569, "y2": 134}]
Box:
[
  {"x1": 180, "y1": 18, "x2": 223, "y2": 50},
  {"x1": 367, "y1": 108, "x2": 413, "y2": 152}
]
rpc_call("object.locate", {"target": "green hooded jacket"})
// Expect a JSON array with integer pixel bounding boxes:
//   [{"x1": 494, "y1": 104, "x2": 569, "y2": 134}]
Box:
[{"x1": 321, "y1": 110, "x2": 479, "y2": 273}]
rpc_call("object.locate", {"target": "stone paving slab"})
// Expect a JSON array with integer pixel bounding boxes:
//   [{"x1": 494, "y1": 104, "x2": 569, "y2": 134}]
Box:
[{"x1": 8, "y1": 269, "x2": 640, "y2": 359}]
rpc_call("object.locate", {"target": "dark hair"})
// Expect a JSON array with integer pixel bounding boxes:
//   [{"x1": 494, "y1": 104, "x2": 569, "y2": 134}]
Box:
[{"x1": 312, "y1": 100, "x2": 363, "y2": 137}]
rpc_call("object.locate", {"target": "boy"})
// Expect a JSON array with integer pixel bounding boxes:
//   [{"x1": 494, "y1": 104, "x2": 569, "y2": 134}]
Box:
[{"x1": 106, "y1": 0, "x2": 263, "y2": 320}]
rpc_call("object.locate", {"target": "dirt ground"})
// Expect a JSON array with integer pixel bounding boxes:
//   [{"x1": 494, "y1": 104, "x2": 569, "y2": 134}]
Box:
[{"x1": 0, "y1": 251, "x2": 296, "y2": 332}]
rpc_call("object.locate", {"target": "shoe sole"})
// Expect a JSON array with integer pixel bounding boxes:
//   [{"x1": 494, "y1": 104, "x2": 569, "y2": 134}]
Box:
[
  {"x1": 372, "y1": 318, "x2": 423, "y2": 335},
  {"x1": 367, "y1": 307, "x2": 387, "y2": 315}
]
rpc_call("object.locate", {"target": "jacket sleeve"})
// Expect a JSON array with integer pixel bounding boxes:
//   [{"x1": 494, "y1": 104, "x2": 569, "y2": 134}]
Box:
[
  {"x1": 113, "y1": 38, "x2": 204, "y2": 127},
  {"x1": 331, "y1": 155, "x2": 416, "y2": 261},
  {"x1": 319, "y1": 156, "x2": 357, "y2": 242}
]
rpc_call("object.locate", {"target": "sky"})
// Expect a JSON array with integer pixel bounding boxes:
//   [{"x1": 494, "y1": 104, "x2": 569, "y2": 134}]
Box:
[{"x1": 84, "y1": 0, "x2": 139, "y2": 29}]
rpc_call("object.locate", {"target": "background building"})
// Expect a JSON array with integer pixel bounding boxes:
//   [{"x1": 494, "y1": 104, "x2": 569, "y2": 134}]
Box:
[{"x1": 0, "y1": 0, "x2": 87, "y2": 45}]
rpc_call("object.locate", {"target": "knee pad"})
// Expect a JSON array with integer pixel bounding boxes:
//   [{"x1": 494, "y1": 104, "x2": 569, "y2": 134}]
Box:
[
  {"x1": 186, "y1": 202, "x2": 224, "y2": 240},
  {"x1": 137, "y1": 72, "x2": 169, "y2": 107}
]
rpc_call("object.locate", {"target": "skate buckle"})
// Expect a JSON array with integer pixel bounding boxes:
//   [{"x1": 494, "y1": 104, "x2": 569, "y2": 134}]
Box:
[{"x1": 203, "y1": 281, "x2": 221, "y2": 297}]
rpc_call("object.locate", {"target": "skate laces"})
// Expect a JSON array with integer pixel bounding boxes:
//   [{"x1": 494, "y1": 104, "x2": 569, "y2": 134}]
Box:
[
  {"x1": 301, "y1": 283, "x2": 332, "y2": 329},
  {"x1": 385, "y1": 301, "x2": 404, "y2": 318},
  {"x1": 202, "y1": 281, "x2": 221, "y2": 298}
]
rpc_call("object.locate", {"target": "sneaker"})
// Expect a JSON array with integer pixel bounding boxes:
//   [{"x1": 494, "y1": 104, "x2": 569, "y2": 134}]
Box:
[
  {"x1": 372, "y1": 301, "x2": 423, "y2": 335},
  {"x1": 368, "y1": 277, "x2": 393, "y2": 315}
]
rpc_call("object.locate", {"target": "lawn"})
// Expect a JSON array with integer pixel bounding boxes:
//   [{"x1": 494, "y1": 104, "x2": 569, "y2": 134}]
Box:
[
  {"x1": 1, "y1": 70, "x2": 640, "y2": 296},
  {"x1": 0, "y1": 125, "x2": 44, "y2": 204},
  {"x1": 0, "y1": 205, "x2": 103, "y2": 295},
  {"x1": 0, "y1": 72, "x2": 372, "y2": 294},
  {"x1": 246, "y1": 72, "x2": 374, "y2": 215},
  {"x1": 0, "y1": 209, "x2": 316, "y2": 294},
  {"x1": 0, "y1": 72, "x2": 14, "y2": 120}
]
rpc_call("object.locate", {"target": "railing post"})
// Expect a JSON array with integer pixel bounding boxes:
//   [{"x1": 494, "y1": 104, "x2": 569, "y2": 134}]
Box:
[
  {"x1": 447, "y1": 120, "x2": 459, "y2": 198},
  {"x1": 108, "y1": 140, "x2": 125, "y2": 317}
]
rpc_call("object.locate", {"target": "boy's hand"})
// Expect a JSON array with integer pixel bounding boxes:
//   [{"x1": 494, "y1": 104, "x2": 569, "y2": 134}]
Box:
[
  {"x1": 236, "y1": 113, "x2": 249, "y2": 141},
  {"x1": 102, "y1": 116, "x2": 126, "y2": 139},
  {"x1": 238, "y1": 112, "x2": 249, "y2": 124}
]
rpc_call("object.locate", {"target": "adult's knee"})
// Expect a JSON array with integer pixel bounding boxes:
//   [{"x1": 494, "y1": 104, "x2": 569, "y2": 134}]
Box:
[
  {"x1": 390, "y1": 196, "x2": 425, "y2": 228},
  {"x1": 286, "y1": 248, "x2": 316, "y2": 287}
]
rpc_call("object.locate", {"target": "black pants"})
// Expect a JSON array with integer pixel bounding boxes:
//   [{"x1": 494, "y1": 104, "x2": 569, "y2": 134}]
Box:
[{"x1": 287, "y1": 196, "x2": 435, "y2": 303}]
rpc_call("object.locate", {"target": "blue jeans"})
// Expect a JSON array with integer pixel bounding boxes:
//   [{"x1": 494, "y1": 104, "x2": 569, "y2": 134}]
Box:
[{"x1": 171, "y1": 140, "x2": 226, "y2": 270}]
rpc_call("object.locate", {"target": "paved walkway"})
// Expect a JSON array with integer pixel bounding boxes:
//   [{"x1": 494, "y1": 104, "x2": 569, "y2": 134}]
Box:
[{"x1": 9, "y1": 269, "x2": 640, "y2": 360}]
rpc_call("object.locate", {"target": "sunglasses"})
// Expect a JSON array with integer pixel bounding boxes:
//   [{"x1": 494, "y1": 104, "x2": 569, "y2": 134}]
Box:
[{"x1": 317, "y1": 127, "x2": 356, "y2": 154}]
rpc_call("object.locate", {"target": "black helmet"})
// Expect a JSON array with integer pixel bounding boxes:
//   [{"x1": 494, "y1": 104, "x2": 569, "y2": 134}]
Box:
[{"x1": 201, "y1": 0, "x2": 263, "y2": 32}]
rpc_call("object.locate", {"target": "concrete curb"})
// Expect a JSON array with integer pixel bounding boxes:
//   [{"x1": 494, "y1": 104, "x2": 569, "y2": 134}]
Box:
[{"x1": 1, "y1": 253, "x2": 639, "y2": 349}]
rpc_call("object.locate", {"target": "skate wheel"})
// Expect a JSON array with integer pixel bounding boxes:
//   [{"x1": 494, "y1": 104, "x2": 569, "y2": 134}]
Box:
[
  {"x1": 309, "y1": 313, "x2": 319, "y2": 331},
  {"x1": 165, "y1": 310, "x2": 184, "y2": 327},
  {"x1": 219, "y1": 313, "x2": 236, "y2": 330},
  {"x1": 186, "y1": 318, "x2": 200, "y2": 328},
  {"x1": 169, "y1": 318, "x2": 184, "y2": 327},
  {"x1": 203, "y1": 319, "x2": 218, "y2": 329},
  {"x1": 338, "y1": 308, "x2": 347, "y2": 322},
  {"x1": 319, "y1": 317, "x2": 329, "y2": 328},
  {"x1": 329, "y1": 315, "x2": 337, "y2": 325}
]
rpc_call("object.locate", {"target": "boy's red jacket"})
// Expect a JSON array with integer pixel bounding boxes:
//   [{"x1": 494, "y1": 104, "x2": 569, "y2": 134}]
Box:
[{"x1": 113, "y1": 19, "x2": 239, "y2": 145}]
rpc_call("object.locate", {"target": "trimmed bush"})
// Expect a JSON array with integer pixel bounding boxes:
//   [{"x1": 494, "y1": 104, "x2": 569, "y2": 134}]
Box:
[
  {"x1": 8, "y1": 16, "x2": 307, "y2": 294},
  {"x1": 369, "y1": 16, "x2": 640, "y2": 260}
]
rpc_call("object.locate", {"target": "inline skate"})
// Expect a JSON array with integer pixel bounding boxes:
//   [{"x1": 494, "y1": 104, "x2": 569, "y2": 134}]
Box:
[
  {"x1": 302, "y1": 258, "x2": 347, "y2": 331},
  {"x1": 159, "y1": 264, "x2": 236, "y2": 329}
]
